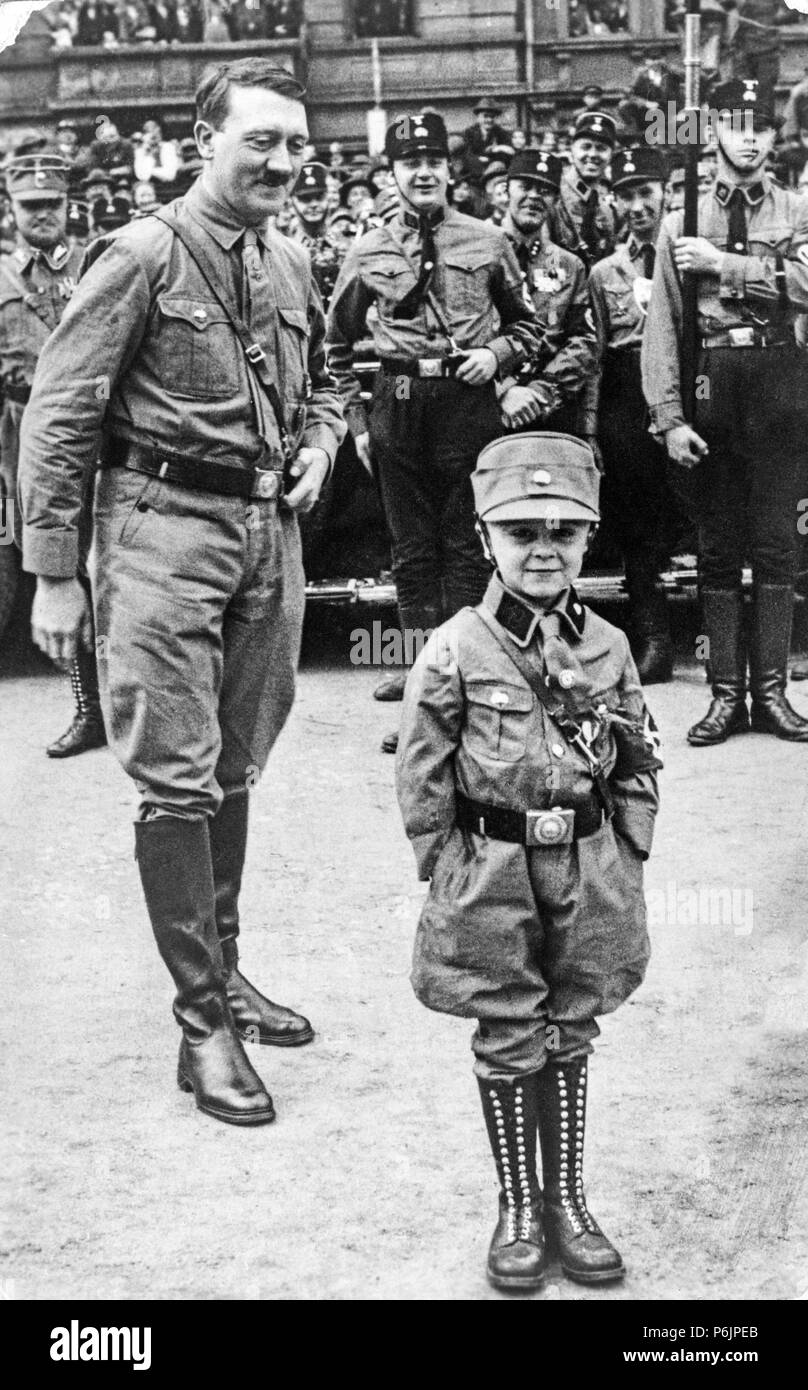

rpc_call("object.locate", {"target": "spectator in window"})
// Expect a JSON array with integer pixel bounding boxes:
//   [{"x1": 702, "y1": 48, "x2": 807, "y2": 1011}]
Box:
[
  {"x1": 173, "y1": 1, "x2": 205, "y2": 41},
  {"x1": 273, "y1": 0, "x2": 302, "y2": 36},
  {"x1": 148, "y1": 0, "x2": 180, "y2": 42},
  {"x1": 77, "y1": 1, "x2": 118, "y2": 45},
  {"x1": 134, "y1": 119, "x2": 179, "y2": 184},
  {"x1": 568, "y1": 0, "x2": 589, "y2": 36},
  {"x1": 203, "y1": 0, "x2": 231, "y2": 40},
  {"x1": 117, "y1": 0, "x2": 156, "y2": 41},
  {"x1": 228, "y1": 0, "x2": 271, "y2": 40}
]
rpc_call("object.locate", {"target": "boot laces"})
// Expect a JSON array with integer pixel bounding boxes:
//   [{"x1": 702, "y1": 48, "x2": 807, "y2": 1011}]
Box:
[{"x1": 491, "y1": 1082, "x2": 535, "y2": 1244}]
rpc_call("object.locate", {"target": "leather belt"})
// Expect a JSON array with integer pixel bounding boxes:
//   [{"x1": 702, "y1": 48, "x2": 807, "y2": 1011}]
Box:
[
  {"x1": 380, "y1": 356, "x2": 462, "y2": 379},
  {"x1": 701, "y1": 328, "x2": 790, "y2": 350},
  {"x1": 455, "y1": 791, "x2": 605, "y2": 846},
  {"x1": 3, "y1": 381, "x2": 31, "y2": 405},
  {"x1": 99, "y1": 438, "x2": 284, "y2": 501}
]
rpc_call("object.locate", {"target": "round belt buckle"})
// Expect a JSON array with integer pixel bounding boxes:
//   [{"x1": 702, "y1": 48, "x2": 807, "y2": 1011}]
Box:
[
  {"x1": 255, "y1": 472, "x2": 278, "y2": 500},
  {"x1": 534, "y1": 812, "x2": 567, "y2": 845}
]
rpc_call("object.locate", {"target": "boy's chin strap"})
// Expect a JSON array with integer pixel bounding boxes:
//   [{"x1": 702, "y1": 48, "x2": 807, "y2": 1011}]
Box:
[{"x1": 475, "y1": 518, "x2": 497, "y2": 567}]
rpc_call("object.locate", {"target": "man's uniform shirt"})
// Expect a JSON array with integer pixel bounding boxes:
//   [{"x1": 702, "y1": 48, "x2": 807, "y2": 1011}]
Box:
[
  {"x1": 501, "y1": 215, "x2": 597, "y2": 416},
  {"x1": 325, "y1": 205, "x2": 540, "y2": 438},
  {"x1": 584, "y1": 233, "x2": 655, "y2": 434},
  {"x1": 641, "y1": 172, "x2": 808, "y2": 435},
  {"x1": 18, "y1": 178, "x2": 345, "y2": 578},
  {"x1": 550, "y1": 165, "x2": 617, "y2": 270}
]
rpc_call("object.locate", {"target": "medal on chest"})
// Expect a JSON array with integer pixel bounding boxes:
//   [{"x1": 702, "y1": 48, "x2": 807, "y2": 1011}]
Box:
[{"x1": 632, "y1": 276, "x2": 653, "y2": 317}]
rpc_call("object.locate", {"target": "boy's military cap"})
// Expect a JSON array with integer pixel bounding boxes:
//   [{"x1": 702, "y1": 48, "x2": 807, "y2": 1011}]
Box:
[
  {"x1": 473, "y1": 433, "x2": 600, "y2": 523},
  {"x1": 712, "y1": 78, "x2": 780, "y2": 130},
  {"x1": 611, "y1": 146, "x2": 667, "y2": 190},
  {"x1": 508, "y1": 148, "x2": 562, "y2": 191},
  {"x1": 6, "y1": 150, "x2": 69, "y2": 202},
  {"x1": 572, "y1": 110, "x2": 618, "y2": 147},
  {"x1": 294, "y1": 161, "x2": 328, "y2": 195},
  {"x1": 385, "y1": 112, "x2": 449, "y2": 161}
]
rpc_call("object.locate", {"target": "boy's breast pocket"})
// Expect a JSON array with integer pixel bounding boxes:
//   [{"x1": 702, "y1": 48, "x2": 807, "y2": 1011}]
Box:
[{"x1": 463, "y1": 679, "x2": 533, "y2": 763}]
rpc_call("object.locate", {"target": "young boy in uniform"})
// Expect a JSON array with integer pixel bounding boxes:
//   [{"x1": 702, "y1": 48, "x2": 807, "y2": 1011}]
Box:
[{"x1": 395, "y1": 433, "x2": 661, "y2": 1292}]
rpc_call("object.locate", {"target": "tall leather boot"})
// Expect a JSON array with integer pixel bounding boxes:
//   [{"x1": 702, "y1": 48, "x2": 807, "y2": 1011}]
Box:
[
  {"x1": 477, "y1": 1075, "x2": 546, "y2": 1292},
  {"x1": 210, "y1": 791, "x2": 314, "y2": 1046},
  {"x1": 687, "y1": 589, "x2": 750, "y2": 746},
  {"x1": 537, "y1": 1059, "x2": 624, "y2": 1285},
  {"x1": 46, "y1": 645, "x2": 107, "y2": 758},
  {"x1": 625, "y1": 559, "x2": 674, "y2": 684},
  {"x1": 379, "y1": 603, "x2": 442, "y2": 752},
  {"x1": 749, "y1": 584, "x2": 808, "y2": 740},
  {"x1": 135, "y1": 816, "x2": 275, "y2": 1126}
]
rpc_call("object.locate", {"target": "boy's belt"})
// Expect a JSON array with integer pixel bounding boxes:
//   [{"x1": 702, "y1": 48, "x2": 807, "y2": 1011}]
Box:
[
  {"x1": 456, "y1": 791, "x2": 606, "y2": 846},
  {"x1": 100, "y1": 438, "x2": 284, "y2": 501}
]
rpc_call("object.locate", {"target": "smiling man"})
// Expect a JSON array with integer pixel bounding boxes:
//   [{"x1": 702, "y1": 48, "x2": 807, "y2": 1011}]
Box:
[
  {"x1": 643, "y1": 78, "x2": 808, "y2": 745},
  {"x1": 326, "y1": 112, "x2": 538, "y2": 751},
  {"x1": 550, "y1": 110, "x2": 618, "y2": 270},
  {"x1": 17, "y1": 60, "x2": 346, "y2": 1126}
]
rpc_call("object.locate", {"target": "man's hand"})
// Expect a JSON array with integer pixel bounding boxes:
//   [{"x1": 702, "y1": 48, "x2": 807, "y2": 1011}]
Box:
[
  {"x1": 673, "y1": 236, "x2": 724, "y2": 276},
  {"x1": 665, "y1": 424, "x2": 709, "y2": 469},
  {"x1": 283, "y1": 447, "x2": 330, "y2": 513},
  {"x1": 499, "y1": 384, "x2": 545, "y2": 430},
  {"x1": 455, "y1": 347, "x2": 498, "y2": 386},
  {"x1": 31, "y1": 576, "x2": 93, "y2": 668},
  {"x1": 353, "y1": 431, "x2": 374, "y2": 477}
]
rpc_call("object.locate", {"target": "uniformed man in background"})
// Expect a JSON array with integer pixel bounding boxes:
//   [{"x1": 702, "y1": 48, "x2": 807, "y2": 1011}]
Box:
[
  {"x1": 550, "y1": 110, "x2": 618, "y2": 271},
  {"x1": 0, "y1": 148, "x2": 105, "y2": 758},
  {"x1": 642, "y1": 78, "x2": 808, "y2": 744},
  {"x1": 286, "y1": 160, "x2": 345, "y2": 309},
  {"x1": 497, "y1": 148, "x2": 597, "y2": 437},
  {"x1": 586, "y1": 145, "x2": 679, "y2": 685},
  {"x1": 327, "y1": 112, "x2": 538, "y2": 750},
  {"x1": 18, "y1": 60, "x2": 346, "y2": 1126}
]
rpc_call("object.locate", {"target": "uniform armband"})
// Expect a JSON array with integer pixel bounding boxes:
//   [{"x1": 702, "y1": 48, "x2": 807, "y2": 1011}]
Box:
[{"x1": 608, "y1": 708, "x2": 663, "y2": 778}]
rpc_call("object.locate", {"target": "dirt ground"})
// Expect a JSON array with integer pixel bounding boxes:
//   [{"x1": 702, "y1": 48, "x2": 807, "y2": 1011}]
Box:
[{"x1": 2, "y1": 602, "x2": 808, "y2": 1302}]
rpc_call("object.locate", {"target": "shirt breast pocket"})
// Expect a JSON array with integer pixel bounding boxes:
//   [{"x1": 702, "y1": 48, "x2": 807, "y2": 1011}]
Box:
[
  {"x1": 363, "y1": 254, "x2": 412, "y2": 312},
  {"x1": 443, "y1": 251, "x2": 492, "y2": 315},
  {"x1": 463, "y1": 679, "x2": 534, "y2": 763},
  {"x1": 154, "y1": 295, "x2": 239, "y2": 400},
  {"x1": 749, "y1": 225, "x2": 793, "y2": 256}
]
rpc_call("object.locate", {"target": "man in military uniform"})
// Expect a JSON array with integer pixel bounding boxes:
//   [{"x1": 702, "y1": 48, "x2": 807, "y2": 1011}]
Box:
[
  {"x1": 0, "y1": 149, "x2": 105, "y2": 757},
  {"x1": 285, "y1": 160, "x2": 345, "y2": 310},
  {"x1": 642, "y1": 78, "x2": 808, "y2": 744},
  {"x1": 550, "y1": 111, "x2": 618, "y2": 271},
  {"x1": 497, "y1": 149, "x2": 597, "y2": 437},
  {"x1": 326, "y1": 113, "x2": 538, "y2": 747},
  {"x1": 586, "y1": 146, "x2": 679, "y2": 685},
  {"x1": 396, "y1": 433, "x2": 660, "y2": 1289},
  {"x1": 18, "y1": 60, "x2": 346, "y2": 1125}
]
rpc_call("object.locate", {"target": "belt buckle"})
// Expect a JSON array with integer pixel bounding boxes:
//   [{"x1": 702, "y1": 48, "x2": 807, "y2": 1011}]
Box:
[
  {"x1": 526, "y1": 807, "x2": 575, "y2": 847},
  {"x1": 417, "y1": 358, "x2": 442, "y2": 378},
  {"x1": 728, "y1": 326, "x2": 755, "y2": 348},
  {"x1": 253, "y1": 468, "x2": 279, "y2": 500}
]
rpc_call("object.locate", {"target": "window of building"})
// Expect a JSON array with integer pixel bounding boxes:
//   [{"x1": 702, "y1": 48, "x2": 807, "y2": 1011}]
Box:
[{"x1": 351, "y1": 0, "x2": 415, "y2": 40}]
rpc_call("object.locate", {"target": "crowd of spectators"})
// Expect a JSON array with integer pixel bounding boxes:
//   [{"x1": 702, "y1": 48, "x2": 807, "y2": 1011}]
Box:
[
  {"x1": 45, "y1": 0, "x2": 303, "y2": 47},
  {"x1": 568, "y1": 1, "x2": 630, "y2": 36}
]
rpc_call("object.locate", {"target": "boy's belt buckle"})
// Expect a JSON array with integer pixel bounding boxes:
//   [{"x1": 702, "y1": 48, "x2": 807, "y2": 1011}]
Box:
[
  {"x1": 417, "y1": 358, "x2": 443, "y2": 377},
  {"x1": 728, "y1": 326, "x2": 755, "y2": 347},
  {"x1": 526, "y1": 807, "x2": 575, "y2": 846}
]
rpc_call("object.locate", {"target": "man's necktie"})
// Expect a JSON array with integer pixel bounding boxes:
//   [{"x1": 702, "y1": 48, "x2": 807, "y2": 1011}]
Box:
[
  {"x1": 392, "y1": 215, "x2": 437, "y2": 320},
  {"x1": 580, "y1": 188, "x2": 599, "y2": 256},
  {"x1": 727, "y1": 188, "x2": 748, "y2": 256},
  {"x1": 515, "y1": 241, "x2": 531, "y2": 277},
  {"x1": 241, "y1": 226, "x2": 275, "y2": 344},
  {"x1": 640, "y1": 243, "x2": 656, "y2": 280}
]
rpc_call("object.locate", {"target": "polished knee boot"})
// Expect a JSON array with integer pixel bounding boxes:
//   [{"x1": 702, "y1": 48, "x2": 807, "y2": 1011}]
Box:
[
  {"x1": 210, "y1": 791, "x2": 313, "y2": 1046},
  {"x1": 46, "y1": 644, "x2": 107, "y2": 758},
  {"x1": 478, "y1": 1075, "x2": 546, "y2": 1292},
  {"x1": 749, "y1": 585, "x2": 808, "y2": 740},
  {"x1": 687, "y1": 589, "x2": 750, "y2": 746},
  {"x1": 625, "y1": 560, "x2": 674, "y2": 685},
  {"x1": 379, "y1": 603, "x2": 442, "y2": 751},
  {"x1": 537, "y1": 1059, "x2": 624, "y2": 1285},
  {"x1": 135, "y1": 816, "x2": 275, "y2": 1125}
]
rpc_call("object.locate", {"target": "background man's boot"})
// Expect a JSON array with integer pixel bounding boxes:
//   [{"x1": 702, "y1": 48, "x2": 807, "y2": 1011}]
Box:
[
  {"x1": 379, "y1": 603, "x2": 441, "y2": 750},
  {"x1": 537, "y1": 1059, "x2": 624, "y2": 1284},
  {"x1": 749, "y1": 584, "x2": 808, "y2": 740},
  {"x1": 135, "y1": 816, "x2": 275, "y2": 1125},
  {"x1": 687, "y1": 589, "x2": 750, "y2": 746},
  {"x1": 626, "y1": 561, "x2": 674, "y2": 684},
  {"x1": 46, "y1": 646, "x2": 107, "y2": 758},
  {"x1": 477, "y1": 1075, "x2": 546, "y2": 1292},
  {"x1": 210, "y1": 791, "x2": 313, "y2": 1046}
]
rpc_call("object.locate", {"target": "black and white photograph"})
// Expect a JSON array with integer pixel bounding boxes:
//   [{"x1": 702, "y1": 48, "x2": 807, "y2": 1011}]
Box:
[{"x1": 0, "y1": 0, "x2": 806, "y2": 1338}]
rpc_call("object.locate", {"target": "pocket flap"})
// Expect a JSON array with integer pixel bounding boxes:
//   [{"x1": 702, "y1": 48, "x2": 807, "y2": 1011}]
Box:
[
  {"x1": 277, "y1": 304, "x2": 309, "y2": 333},
  {"x1": 443, "y1": 251, "x2": 492, "y2": 274},
  {"x1": 157, "y1": 296, "x2": 230, "y2": 331},
  {"x1": 465, "y1": 679, "x2": 533, "y2": 713}
]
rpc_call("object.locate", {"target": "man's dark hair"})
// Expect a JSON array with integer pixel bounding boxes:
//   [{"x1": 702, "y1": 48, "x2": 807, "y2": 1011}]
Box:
[{"x1": 196, "y1": 60, "x2": 306, "y2": 130}]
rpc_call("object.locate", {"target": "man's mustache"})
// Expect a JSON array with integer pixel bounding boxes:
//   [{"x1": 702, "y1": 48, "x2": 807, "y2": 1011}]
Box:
[{"x1": 260, "y1": 172, "x2": 291, "y2": 188}]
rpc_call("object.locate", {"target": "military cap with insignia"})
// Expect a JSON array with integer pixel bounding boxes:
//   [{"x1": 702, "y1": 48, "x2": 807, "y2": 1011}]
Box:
[
  {"x1": 294, "y1": 161, "x2": 328, "y2": 196},
  {"x1": 67, "y1": 197, "x2": 89, "y2": 238},
  {"x1": 610, "y1": 145, "x2": 668, "y2": 190},
  {"x1": 572, "y1": 110, "x2": 618, "y2": 147},
  {"x1": 473, "y1": 96, "x2": 503, "y2": 115},
  {"x1": 91, "y1": 194, "x2": 132, "y2": 232},
  {"x1": 385, "y1": 112, "x2": 449, "y2": 161},
  {"x1": 472, "y1": 433, "x2": 600, "y2": 524},
  {"x1": 507, "y1": 148, "x2": 563, "y2": 192},
  {"x1": 5, "y1": 150, "x2": 70, "y2": 202},
  {"x1": 711, "y1": 78, "x2": 781, "y2": 131}
]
